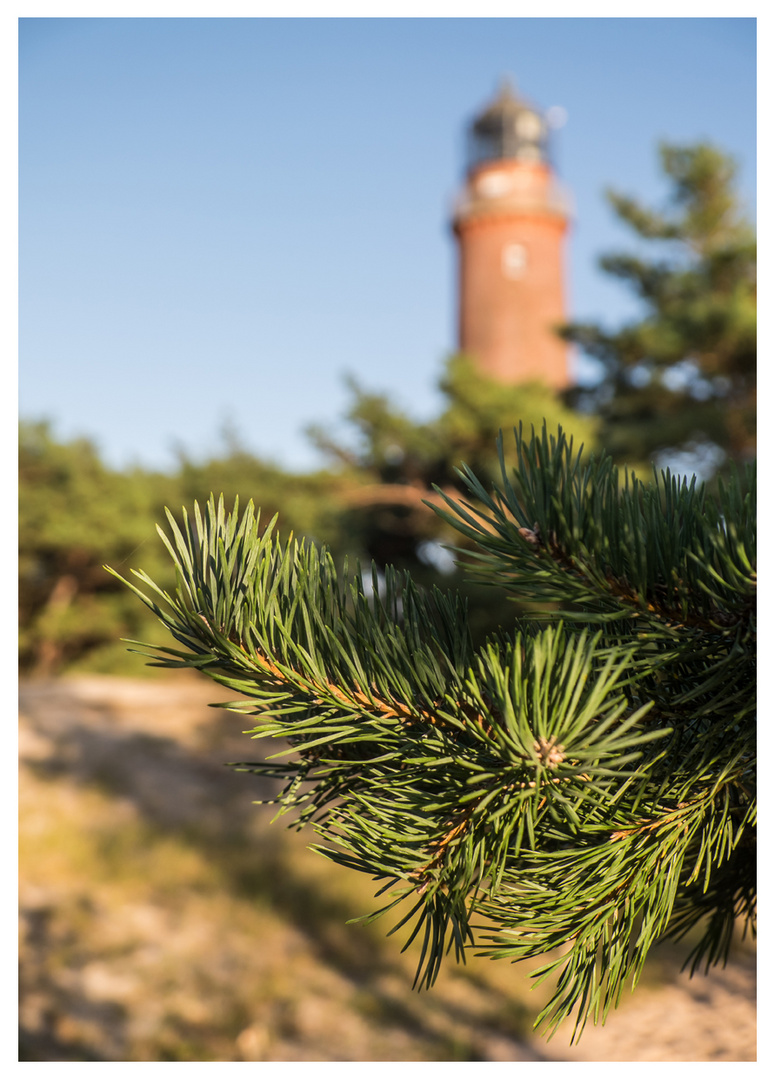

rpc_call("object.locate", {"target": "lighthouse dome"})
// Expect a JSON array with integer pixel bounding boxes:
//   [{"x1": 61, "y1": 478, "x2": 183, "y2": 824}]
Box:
[{"x1": 467, "y1": 78, "x2": 548, "y2": 170}]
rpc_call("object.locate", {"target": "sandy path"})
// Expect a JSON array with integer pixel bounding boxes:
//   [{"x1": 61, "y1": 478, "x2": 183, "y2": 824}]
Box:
[{"x1": 19, "y1": 675, "x2": 756, "y2": 1062}]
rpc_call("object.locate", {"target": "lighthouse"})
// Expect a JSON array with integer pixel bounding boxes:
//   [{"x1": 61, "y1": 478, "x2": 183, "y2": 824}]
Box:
[{"x1": 452, "y1": 80, "x2": 571, "y2": 387}]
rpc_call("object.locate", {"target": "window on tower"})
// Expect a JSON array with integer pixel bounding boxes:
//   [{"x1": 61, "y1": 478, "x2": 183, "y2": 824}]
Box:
[{"x1": 502, "y1": 243, "x2": 527, "y2": 279}]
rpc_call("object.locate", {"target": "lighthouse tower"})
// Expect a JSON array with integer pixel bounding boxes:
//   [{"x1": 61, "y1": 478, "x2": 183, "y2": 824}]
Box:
[{"x1": 452, "y1": 80, "x2": 571, "y2": 387}]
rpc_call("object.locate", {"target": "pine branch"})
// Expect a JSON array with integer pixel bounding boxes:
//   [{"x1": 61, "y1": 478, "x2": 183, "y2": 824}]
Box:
[{"x1": 107, "y1": 423, "x2": 755, "y2": 1040}]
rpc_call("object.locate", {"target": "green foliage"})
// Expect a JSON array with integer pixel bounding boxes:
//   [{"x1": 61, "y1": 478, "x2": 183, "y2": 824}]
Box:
[
  {"x1": 110, "y1": 423, "x2": 755, "y2": 1040},
  {"x1": 562, "y1": 142, "x2": 756, "y2": 476},
  {"x1": 18, "y1": 421, "x2": 353, "y2": 675},
  {"x1": 172, "y1": 424, "x2": 353, "y2": 554},
  {"x1": 312, "y1": 355, "x2": 599, "y2": 489},
  {"x1": 435, "y1": 356, "x2": 600, "y2": 484},
  {"x1": 19, "y1": 420, "x2": 174, "y2": 674},
  {"x1": 308, "y1": 355, "x2": 600, "y2": 640}
]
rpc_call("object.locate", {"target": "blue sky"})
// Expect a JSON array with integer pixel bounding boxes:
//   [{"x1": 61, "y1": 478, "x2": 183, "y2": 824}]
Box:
[{"x1": 19, "y1": 16, "x2": 757, "y2": 473}]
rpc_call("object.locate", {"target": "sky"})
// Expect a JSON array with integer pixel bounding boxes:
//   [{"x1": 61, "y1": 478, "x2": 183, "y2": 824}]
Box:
[{"x1": 18, "y1": 15, "x2": 757, "y2": 474}]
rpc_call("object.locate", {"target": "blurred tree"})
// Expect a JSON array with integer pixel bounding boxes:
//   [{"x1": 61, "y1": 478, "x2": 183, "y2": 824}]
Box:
[
  {"x1": 172, "y1": 422, "x2": 355, "y2": 560},
  {"x1": 18, "y1": 421, "x2": 174, "y2": 674},
  {"x1": 309, "y1": 356, "x2": 601, "y2": 644},
  {"x1": 309, "y1": 354, "x2": 601, "y2": 570},
  {"x1": 561, "y1": 142, "x2": 756, "y2": 479},
  {"x1": 18, "y1": 421, "x2": 351, "y2": 675}
]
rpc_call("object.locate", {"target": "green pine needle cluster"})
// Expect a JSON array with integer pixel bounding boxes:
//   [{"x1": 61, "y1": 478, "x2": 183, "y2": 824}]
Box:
[{"x1": 108, "y1": 423, "x2": 755, "y2": 1040}]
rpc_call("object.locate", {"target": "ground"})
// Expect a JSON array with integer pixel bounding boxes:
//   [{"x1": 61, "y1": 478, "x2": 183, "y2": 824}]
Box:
[{"x1": 19, "y1": 674, "x2": 756, "y2": 1062}]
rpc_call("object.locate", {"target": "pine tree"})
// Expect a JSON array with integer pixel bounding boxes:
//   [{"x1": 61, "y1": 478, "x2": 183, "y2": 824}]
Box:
[
  {"x1": 562, "y1": 142, "x2": 755, "y2": 479},
  {"x1": 309, "y1": 353, "x2": 600, "y2": 571},
  {"x1": 109, "y1": 423, "x2": 756, "y2": 1040},
  {"x1": 309, "y1": 354, "x2": 601, "y2": 645},
  {"x1": 19, "y1": 420, "x2": 175, "y2": 675}
]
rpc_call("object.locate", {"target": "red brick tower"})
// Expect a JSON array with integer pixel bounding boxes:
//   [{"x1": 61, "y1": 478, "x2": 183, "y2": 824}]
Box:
[{"x1": 452, "y1": 80, "x2": 571, "y2": 387}]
